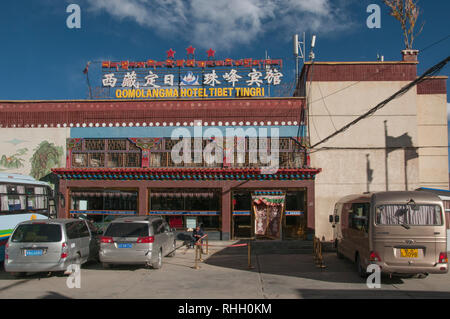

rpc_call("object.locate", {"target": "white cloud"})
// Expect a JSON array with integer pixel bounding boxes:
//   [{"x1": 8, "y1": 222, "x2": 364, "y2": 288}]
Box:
[{"x1": 85, "y1": 0, "x2": 354, "y2": 50}]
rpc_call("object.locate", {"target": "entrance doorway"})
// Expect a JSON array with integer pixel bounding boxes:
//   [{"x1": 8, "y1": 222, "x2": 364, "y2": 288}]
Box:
[
  {"x1": 232, "y1": 189, "x2": 307, "y2": 239},
  {"x1": 283, "y1": 191, "x2": 307, "y2": 239},
  {"x1": 232, "y1": 191, "x2": 252, "y2": 238}
]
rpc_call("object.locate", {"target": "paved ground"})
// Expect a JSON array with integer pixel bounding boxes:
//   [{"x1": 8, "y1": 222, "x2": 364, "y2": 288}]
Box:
[{"x1": 0, "y1": 240, "x2": 449, "y2": 299}]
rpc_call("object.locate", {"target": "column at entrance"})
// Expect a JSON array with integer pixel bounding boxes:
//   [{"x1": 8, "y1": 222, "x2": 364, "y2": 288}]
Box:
[
  {"x1": 138, "y1": 185, "x2": 148, "y2": 216},
  {"x1": 221, "y1": 187, "x2": 231, "y2": 240},
  {"x1": 58, "y1": 180, "x2": 69, "y2": 218}
]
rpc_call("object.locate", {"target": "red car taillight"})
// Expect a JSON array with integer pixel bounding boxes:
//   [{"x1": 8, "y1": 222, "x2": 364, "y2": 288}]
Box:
[
  {"x1": 439, "y1": 252, "x2": 448, "y2": 264},
  {"x1": 61, "y1": 242, "x2": 68, "y2": 259},
  {"x1": 100, "y1": 236, "x2": 114, "y2": 244},
  {"x1": 137, "y1": 236, "x2": 154, "y2": 244},
  {"x1": 369, "y1": 251, "x2": 382, "y2": 262}
]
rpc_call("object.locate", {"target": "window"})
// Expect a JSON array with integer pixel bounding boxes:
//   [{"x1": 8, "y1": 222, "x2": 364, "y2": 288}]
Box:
[
  {"x1": 0, "y1": 184, "x2": 49, "y2": 213},
  {"x1": 79, "y1": 221, "x2": 90, "y2": 238},
  {"x1": 71, "y1": 191, "x2": 138, "y2": 211},
  {"x1": 286, "y1": 191, "x2": 305, "y2": 211},
  {"x1": 152, "y1": 220, "x2": 164, "y2": 234},
  {"x1": 197, "y1": 216, "x2": 220, "y2": 229},
  {"x1": 66, "y1": 222, "x2": 80, "y2": 239},
  {"x1": 12, "y1": 224, "x2": 62, "y2": 243},
  {"x1": 104, "y1": 223, "x2": 149, "y2": 237},
  {"x1": 233, "y1": 192, "x2": 251, "y2": 211},
  {"x1": 349, "y1": 203, "x2": 370, "y2": 232},
  {"x1": 150, "y1": 191, "x2": 219, "y2": 211},
  {"x1": 71, "y1": 139, "x2": 141, "y2": 168},
  {"x1": 376, "y1": 204, "x2": 443, "y2": 226}
]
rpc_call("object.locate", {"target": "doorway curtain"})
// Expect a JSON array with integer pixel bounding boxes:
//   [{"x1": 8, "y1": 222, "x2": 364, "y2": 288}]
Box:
[{"x1": 252, "y1": 195, "x2": 285, "y2": 239}]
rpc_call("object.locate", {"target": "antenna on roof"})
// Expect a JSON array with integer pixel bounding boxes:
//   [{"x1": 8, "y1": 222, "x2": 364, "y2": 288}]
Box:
[
  {"x1": 293, "y1": 32, "x2": 306, "y2": 87},
  {"x1": 309, "y1": 35, "x2": 316, "y2": 60}
]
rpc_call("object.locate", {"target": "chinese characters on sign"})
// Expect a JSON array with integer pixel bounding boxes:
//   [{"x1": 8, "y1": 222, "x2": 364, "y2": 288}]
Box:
[
  {"x1": 102, "y1": 68, "x2": 283, "y2": 89},
  {"x1": 100, "y1": 54, "x2": 284, "y2": 99}
]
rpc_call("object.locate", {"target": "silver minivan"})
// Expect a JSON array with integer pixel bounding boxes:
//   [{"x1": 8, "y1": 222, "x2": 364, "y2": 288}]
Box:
[
  {"x1": 5, "y1": 219, "x2": 101, "y2": 277},
  {"x1": 99, "y1": 216, "x2": 176, "y2": 269},
  {"x1": 330, "y1": 191, "x2": 448, "y2": 278}
]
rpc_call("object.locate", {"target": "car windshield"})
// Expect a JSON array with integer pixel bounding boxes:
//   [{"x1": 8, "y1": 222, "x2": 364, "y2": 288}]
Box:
[
  {"x1": 11, "y1": 224, "x2": 62, "y2": 243},
  {"x1": 376, "y1": 204, "x2": 443, "y2": 226},
  {"x1": 104, "y1": 223, "x2": 149, "y2": 237}
]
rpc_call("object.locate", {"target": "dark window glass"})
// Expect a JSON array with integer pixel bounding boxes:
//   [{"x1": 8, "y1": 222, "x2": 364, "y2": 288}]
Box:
[
  {"x1": 152, "y1": 220, "x2": 163, "y2": 234},
  {"x1": 233, "y1": 192, "x2": 251, "y2": 211},
  {"x1": 349, "y1": 203, "x2": 370, "y2": 232},
  {"x1": 11, "y1": 224, "x2": 62, "y2": 243},
  {"x1": 86, "y1": 220, "x2": 100, "y2": 234},
  {"x1": 66, "y1": 222, "x2": 80, "y2": 239},
  {"x1": 104, "y1": 223, "x2": 149, "y2": 237},
  {"x1": 79, "y1": 221, "x2": 90, "y2": 238},
  {"x1": 286, "y1": 192, "x2": 305, "y2": 211}
]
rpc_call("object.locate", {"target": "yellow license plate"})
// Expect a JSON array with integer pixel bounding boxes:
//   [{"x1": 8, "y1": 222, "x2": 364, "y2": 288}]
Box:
[{"x1": 400, "y1": 249, "x2": 418, "y2": 258}]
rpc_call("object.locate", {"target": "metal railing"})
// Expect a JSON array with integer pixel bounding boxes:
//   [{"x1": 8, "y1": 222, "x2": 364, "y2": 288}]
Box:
[
  {"x1": 313, "y1": 237, "x2": 326, "y2": 269},
  {"x1": 193, "y1": 237, "x2": 254, "y2": 270}
]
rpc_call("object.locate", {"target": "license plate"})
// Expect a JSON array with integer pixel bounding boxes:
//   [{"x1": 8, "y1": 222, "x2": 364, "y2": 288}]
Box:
[
  {"x1": 25, "y1": 250, "x2": 43, "y2": 256},
  {"x1": 118, "y1": 243, "x2": 132, "y2": 248},
  {"x1": 400, "y1": 249, "x2": 418, "y2": 258}
]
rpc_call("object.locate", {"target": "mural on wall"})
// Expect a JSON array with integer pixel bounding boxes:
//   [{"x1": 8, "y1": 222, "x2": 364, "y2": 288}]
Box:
[
  {"x1": 0, "y1": 129, "x2": 68, "y2": 179},
  {"x1": 30, "y1": 141, "x2": 64, "y2": 180},
  {"x1": 0, "y1": 148, "x2": 28, "y2": 170}
]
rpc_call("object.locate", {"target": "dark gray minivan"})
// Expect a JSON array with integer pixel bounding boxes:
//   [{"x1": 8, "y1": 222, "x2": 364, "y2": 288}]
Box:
[{"x1": 5, "y1": 219, "x2": 101, "y2": 277}]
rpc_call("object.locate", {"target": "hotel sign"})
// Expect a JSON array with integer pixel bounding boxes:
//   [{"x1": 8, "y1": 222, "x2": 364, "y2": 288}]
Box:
[{"x1": 100, "y1": 47, "x2": 283, "y2": 99}]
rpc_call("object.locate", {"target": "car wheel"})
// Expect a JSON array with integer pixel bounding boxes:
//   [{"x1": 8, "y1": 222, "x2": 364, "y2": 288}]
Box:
[
  {"x1": 152, "y1": 249, "x2": 162, "y2": 269},
  {"x1": 168, "y1": 241, "x2": 176, "y2": 257},
  {"x1": 356, "y1": 254, "x2": 367, "y2": 278}
]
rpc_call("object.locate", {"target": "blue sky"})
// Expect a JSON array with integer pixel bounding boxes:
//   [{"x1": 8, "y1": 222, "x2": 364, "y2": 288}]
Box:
[
  {"x1": 0, "y1": 0, "x2": 449, "y2": 167},
  {"x1": 0, "y1": 0, "x2": 448, "y2": 100}
]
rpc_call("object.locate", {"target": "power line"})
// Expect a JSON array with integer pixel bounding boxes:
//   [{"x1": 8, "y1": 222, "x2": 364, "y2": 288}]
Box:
[
  {"x1": 310, "y1": 55, "x2": 450, "y2": 149},
  {"x1": 310, "y1": 145, "x2": 450, "y2": 154},
  {"x1": 420, "y1": 34, "x2": 450, "y2": 53}
]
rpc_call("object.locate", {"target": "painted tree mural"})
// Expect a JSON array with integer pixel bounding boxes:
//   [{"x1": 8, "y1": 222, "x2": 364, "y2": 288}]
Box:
[{"x1": 30, "y1": 141, "x2": 63, "y2": 180}]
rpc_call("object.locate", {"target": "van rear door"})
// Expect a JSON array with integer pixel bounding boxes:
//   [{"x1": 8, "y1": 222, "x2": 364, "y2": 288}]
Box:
[
  {"x1": 374, "y1": 204, "x2": 443, "y2": 268},
  {"x1": 9, "y1": 223, "x2": 63, "y2": 264}
]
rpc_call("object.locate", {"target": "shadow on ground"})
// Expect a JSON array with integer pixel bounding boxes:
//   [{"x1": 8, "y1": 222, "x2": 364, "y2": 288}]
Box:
[
  {"x1": 296, "y1": 288, "x2": 450, "y2": 299},
  {"x1": 204, "y1": 240, "x2": 412, "y2": 285}
]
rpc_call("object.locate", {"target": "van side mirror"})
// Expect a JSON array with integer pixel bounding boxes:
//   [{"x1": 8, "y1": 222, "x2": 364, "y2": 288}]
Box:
[
  {"x1": 329, "y1": 215, "x2": 334, "y2": 223},
  {"x1": 335, "y1": 216, "x2": 340, "y2": 223}
]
